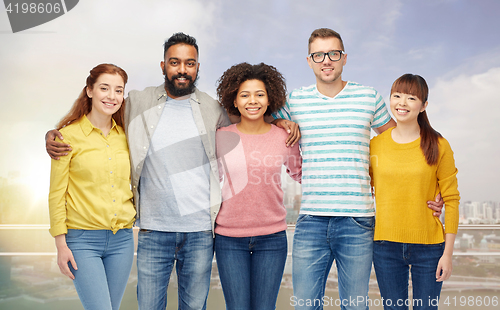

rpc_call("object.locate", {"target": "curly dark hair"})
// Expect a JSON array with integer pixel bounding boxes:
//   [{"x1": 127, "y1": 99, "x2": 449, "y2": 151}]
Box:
[{"x1": 216, "y1": 62, "x2": 287, "y2": 116}]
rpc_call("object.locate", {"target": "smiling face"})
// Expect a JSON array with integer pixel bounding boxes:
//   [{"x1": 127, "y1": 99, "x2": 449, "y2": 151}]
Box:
[
  {"x1": 390, "y1": 92, "x2": 428, "y2": 124},
  {"x1": 307, "y1": 37, "x2": 346, "y2": 86},
  {"x1": 161, "y1": 43, "x2": 199, "y2": 98},
  {"x1": 86, "y1": 73, "x2": 125, "y2": 118},
  {"x1": 234, "y1": 79, "x2": 269, "y2": 123}
]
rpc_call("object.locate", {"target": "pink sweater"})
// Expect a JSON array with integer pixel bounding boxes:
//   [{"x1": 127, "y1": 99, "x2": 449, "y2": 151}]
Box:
[{"x1": 215, "y1": 124, "x2": 302, "y2": 237}]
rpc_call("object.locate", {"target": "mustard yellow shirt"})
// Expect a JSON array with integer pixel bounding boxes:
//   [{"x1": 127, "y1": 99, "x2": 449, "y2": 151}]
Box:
[
  {"x1": 48, "y1": 115, "x2": 135, "y2": 237},
  {"x1": 370, "y1": 127, "x2": 460, "y2": 244}
]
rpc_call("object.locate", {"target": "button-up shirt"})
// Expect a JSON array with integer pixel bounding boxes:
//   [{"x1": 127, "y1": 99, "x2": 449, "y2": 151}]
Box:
[
  {"x1": 48, "y1": 115, "x2": 135, "y2": 237},
  {"x1": 125, "y1": 85, "x2": 231, "y2": 233}
]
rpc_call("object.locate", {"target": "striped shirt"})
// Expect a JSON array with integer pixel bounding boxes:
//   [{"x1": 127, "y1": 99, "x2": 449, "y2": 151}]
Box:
[{"x1": 273, "y1": 82, "x2": 391, "y2": 216}]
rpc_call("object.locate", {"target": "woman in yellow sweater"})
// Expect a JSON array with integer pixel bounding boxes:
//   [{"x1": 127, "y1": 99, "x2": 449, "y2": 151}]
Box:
[
  {"x1": 370, "y1": 74, "x2": 459, "y2": 310},
  {"x1": 48, "y1": 64, "x2": 136, "y2": 310}
]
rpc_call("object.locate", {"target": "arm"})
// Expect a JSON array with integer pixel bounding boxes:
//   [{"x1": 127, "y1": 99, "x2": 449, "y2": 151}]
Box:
[
  {"x1": 269, "y1": 100, "x2": 300, "y2": 147},
  {"x1": 46, "y1": 129, "x2": 71, "y2": 160},
  {"x1": 55, "y1": 234, "x2": 77, "y2": 280},
  {"x1": 435, "y1": 139, "x2": 460, "y2": 282},
  {"x1": 228, "y1": 114, "x2": 240, "y2": 124},
  {"x1": 436, "y1": 233, "x2": 456, "y2": 282},
  {"x1": 373, "y1": 118, "x2": 396, "y2": 135},
  {"x1": 217, "y1": 106, "x2": 233, "y2": 129},
  {"x1": 284, "y1": 140, "x2": 302, "y2": 183},
  {"x1": 270, "y1": 117, "x2": 301, "y2": 147},
  {"x1": 48, "y1": 135, "x2": 72, "y2": 237},
  {"x1": 437, "y1": 139, "x2": 460, "y2": 234}
]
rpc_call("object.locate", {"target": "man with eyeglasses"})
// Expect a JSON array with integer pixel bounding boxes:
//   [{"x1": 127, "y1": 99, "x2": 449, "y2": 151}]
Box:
[{"x1": 273, "y1": 28, "x2": 442, "y2": 310}]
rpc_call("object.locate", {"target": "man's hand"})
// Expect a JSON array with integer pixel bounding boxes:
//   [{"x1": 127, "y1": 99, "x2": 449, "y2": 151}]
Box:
[
  {"x1": 46, "y1": 129, "x2": 71, "y2": 160},
  {"x1": 428, "y1": 193, "x2": 444, "y2": 217},
  {"x1": 272, "y1": 118, "x2": 301, "y2": 147}
]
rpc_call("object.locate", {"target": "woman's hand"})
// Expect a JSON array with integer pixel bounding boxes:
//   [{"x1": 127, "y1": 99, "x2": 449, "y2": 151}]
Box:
[
  {"x1": 55, "y1": 234, "x2": 77, "y2": 280},
  {"x1": 435, "y1": 253, "x2": 452, "y2": 282},
  {"x1": 436, "y1": 233, "x2": 456, "y2": 282}
]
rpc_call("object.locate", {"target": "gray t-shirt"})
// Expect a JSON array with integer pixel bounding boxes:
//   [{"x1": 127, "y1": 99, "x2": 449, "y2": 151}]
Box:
[{"x1": 138, "y1": 96, "x2": 211, "y2": 232}]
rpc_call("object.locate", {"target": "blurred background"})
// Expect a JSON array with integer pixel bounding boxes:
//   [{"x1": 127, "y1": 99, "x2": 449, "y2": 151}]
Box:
[{"x1": 1, "y1": 0, "x2": 499, "y2": 309}]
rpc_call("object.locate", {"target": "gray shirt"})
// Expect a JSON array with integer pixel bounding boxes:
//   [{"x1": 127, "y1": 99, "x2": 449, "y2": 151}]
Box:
[{"x1": 139, "y1": 96, "x2": 211, "y2": 232}]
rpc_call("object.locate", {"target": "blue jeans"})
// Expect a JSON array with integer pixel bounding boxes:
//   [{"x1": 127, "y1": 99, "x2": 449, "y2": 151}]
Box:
[
  {"x1": 215, "y1": 231, "x2": 287, "y2": 310},
  {"x1": 292, "y1": 215, "x2": 374, "y2": 310},
  {"x1": 373, "y1": 241, "x2": 444, "y2": 310},
  {"x1": 136, "y1": 229, "x2": 213, "y2": 310},
  {"x1": 66, "y1": 229, "x2": 134, "y2": 310}
]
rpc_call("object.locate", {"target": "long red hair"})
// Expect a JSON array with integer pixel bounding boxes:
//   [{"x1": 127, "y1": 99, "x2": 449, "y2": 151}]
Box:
[
  {"x1": 56, "y1": 63, "x2": 128, "y2": 130},
  {"x1": 391, "y1": 74, "x2": 442, "y2": 165}
]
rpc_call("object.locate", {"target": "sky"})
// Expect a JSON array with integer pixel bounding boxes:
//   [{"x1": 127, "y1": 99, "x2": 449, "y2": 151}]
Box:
[{"x1": 0, "y1": 0, "x2": 499, "y2": 211}]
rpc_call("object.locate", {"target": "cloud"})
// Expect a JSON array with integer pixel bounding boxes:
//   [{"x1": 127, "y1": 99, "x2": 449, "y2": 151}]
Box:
[
  {"x1": 0, "y1": 0, "x2": 220, "y2": 177},
  {"x1": 428, "y1": 67, "x2": 500, "y2": 201}
]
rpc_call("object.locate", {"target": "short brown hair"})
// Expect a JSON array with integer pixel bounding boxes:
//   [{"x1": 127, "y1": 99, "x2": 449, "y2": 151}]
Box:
[
  {"x1": 308, "y1": 28, "x2": 345, "y2": 53},
  {"x1": 216, "y1": 63, "x2": 287, "y2": 116}
]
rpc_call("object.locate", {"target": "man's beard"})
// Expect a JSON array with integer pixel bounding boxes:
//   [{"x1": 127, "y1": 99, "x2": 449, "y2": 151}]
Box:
[{"x1": 164, "y1": 70, "x2": 198, "y2": 97}]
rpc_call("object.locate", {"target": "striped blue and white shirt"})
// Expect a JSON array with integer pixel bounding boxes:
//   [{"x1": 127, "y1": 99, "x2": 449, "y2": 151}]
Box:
[{"x1": 273, "y1": 82, "x2": 391, "y2": 216}]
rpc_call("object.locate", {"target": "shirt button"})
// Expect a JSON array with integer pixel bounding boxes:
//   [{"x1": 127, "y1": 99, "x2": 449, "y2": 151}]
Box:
[
  {"x1": 106, "y1": 145, "x2": 109, "y2": 147},
  {"x1": 109, "y1": 157, "x2": 112, "y2": 160},
  {"x1": 113, "y1": 200, "x2": 115, "y2": 202},
  {"x1": 110, "y1": 171, "x2": 113, "y2": 174},
  {"x1": 111, "y1": 185, "x2": 114, "y2": 188}
]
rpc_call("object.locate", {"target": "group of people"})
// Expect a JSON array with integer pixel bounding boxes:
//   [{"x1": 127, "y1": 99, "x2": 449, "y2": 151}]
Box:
[{"x1": 46, "y1": 28, "x2": 459, "y2": 310}]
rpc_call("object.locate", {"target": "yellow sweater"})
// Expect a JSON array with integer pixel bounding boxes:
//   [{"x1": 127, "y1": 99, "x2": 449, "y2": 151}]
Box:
[{"x1": 370, "y1": 127, "x2": 459, "y2": 244}]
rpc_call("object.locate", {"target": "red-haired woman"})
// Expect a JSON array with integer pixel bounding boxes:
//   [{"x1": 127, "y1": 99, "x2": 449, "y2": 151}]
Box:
[
  {"x1": 48, "y1": 64, "x2": 135, "y2": 310},
  {"x1": 369, "y1": 74, "x2": 460, "y2": 310}
]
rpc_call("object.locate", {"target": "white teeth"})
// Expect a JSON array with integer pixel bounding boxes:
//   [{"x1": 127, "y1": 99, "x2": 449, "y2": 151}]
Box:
[
  {"x1": 247, "y1": 108, "x2": 259, "y2": 111},
  {"x1": 104, "y1": 103, "x2": 115, "y2": 107}
]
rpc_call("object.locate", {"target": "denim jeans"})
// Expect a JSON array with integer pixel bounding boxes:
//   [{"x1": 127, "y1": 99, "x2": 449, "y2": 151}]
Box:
[
  {"x1": 292, "y1": 215, "x2": 374, "y2": 310},
  {"x1": 215, "y1": 231, "x2": 287, "y2": 310},
  {"x1": 373, "y1": 241, "x2": 445, "y2": 310},
  {"x1": 136, "y1": 229, "x2": 213, "y2": 310},
  {"x1": 66, "y1": 229, "x2": 134, "y2": 310}
]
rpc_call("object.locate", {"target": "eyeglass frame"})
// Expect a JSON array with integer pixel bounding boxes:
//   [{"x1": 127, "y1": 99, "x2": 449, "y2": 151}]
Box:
[{"x1": 308, "y1": 50, "x2": 345, "y2": 63}]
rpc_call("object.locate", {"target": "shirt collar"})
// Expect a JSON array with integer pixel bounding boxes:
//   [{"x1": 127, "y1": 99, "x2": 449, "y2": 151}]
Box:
[{"x1": 80, "y1": 115, "x2": 120, "y2": 136}]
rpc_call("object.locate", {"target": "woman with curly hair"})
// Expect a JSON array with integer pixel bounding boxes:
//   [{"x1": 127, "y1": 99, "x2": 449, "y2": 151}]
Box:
[{"x1": 215, "y1": 62, "x2": 302, "y2": 309}]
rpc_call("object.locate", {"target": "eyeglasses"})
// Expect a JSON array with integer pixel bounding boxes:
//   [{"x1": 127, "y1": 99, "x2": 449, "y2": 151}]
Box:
[{"x1": 309, "y1": 50, "x2": 345, "y2": 63}]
